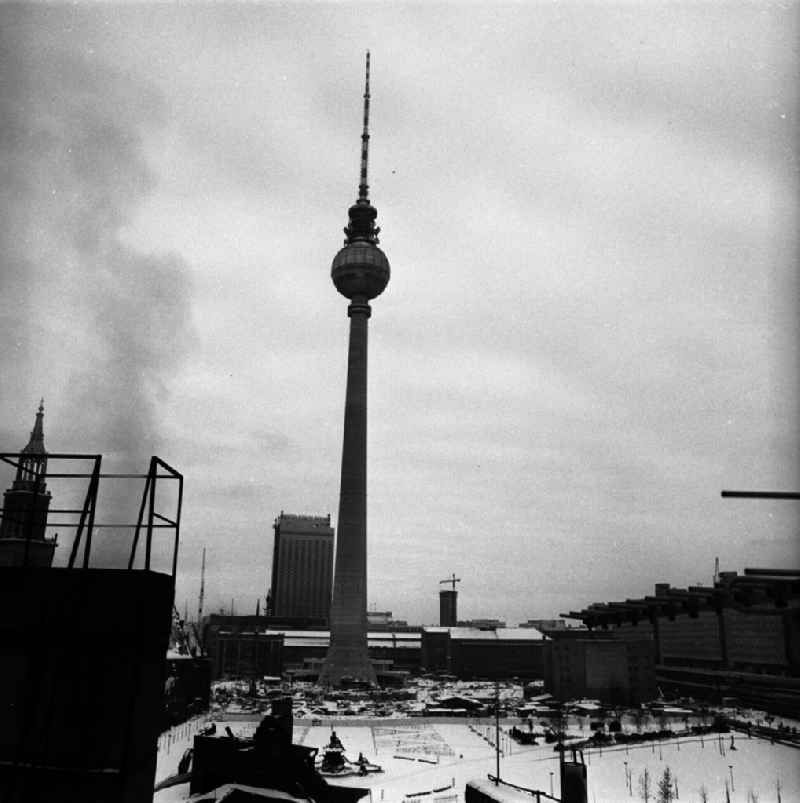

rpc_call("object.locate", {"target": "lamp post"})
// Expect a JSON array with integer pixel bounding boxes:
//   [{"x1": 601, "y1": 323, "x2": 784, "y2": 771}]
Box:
[{"x1": 494, "y1": 680, "x2": 500, "y2": 784}]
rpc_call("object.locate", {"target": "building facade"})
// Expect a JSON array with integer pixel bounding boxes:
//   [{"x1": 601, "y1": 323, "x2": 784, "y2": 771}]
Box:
[
  {"x1": 421, "y1": 627, "x2": 545, "y2": 679},
  {"x1": 270, "y1": 513, "x2": 333, "y2": 623},
  {"x1": 542, "y1": 630, "x2": 656, "y2": 705},
  {"x1": 566, "y1": 568, "x2": 800, "y2": 713},
  {"x1": 439, "y1": 589, "x2": 457, "y2": 627},
  {"x1": 520, "y1": 618, "x2": 567, "y2": 630},
  {"x1": 0, "y1": 402, "x2": 57, "y2": 568}
]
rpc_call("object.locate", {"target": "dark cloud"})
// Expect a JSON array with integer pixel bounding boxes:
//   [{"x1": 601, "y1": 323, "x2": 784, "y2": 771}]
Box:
[
  {"x1": 1, "y1": 5, "x2": 796, "y2": 622},
  {"x1": 0, "y1": 12, "x2": 194, "y2": 567}
]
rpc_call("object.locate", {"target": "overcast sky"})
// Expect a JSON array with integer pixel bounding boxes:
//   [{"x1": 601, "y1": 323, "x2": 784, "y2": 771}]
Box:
[{"x1": 1, "y1": 3, "x2": 797, "y2": 626}]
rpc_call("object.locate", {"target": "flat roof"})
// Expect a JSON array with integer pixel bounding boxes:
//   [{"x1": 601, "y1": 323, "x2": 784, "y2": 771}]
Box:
[
  {"x1": 423, "y1": 627, "x2": 544, "y2": 641},
  {"x1": 265, "y1": 630, "x2": 421, "y2": 649}
]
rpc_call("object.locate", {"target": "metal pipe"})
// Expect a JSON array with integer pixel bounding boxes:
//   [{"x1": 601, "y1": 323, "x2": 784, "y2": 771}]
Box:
[
  {"x1": 145, "y1": 457, "x2": 156, "y2": 571},
  {"x1": 171, "y1": 468, "x2": 183, "y2": 580},
  {"x1": 82, "y1": 456, "x2": 102, "y2": 569},
  {"x1": 128, "y1": 469, "x2": 152, "y2": 570},
  {"x1": 721, "y1": 490, "x2": 800, "y2": 500}
]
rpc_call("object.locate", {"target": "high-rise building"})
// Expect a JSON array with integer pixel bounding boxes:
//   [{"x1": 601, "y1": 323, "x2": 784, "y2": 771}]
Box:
[
  {"x1": 439, "y1": 574, "x2": 460, "y2": 627},
  {"x1": 270, "y1": 513, "x2": 334, "y2": 621},
  {"x1": 0, "y1": 400, "x2": 56, "y2": 568},
  {"x1": 440, "y1": 589, "x2": 457, "y2": 627},
  {"x1": 319, "y1": 52, "x2": 390, "y2": 687}
]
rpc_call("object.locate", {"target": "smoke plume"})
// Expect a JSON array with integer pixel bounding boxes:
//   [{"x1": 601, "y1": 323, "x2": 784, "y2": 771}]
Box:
[{"x1": 0, "y1": 13, "x2": 194, "y2": 568}]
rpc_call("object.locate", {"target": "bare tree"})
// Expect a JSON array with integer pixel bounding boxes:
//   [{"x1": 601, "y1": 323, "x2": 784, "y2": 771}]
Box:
[
  {"x1": 697, "y1": 785, "x2": 708, "y2": 803},
  {"x1": 657, "y1": 768, "x2": 674, "y2": 803},
  {"x1": 639, "y1": 768, "x2": 652, "y2": 803}
]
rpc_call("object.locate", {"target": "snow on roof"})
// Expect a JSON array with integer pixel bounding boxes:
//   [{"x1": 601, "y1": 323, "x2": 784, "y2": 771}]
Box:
[
  {"x1": 189, "y1": 782, "x2": 312, "y2": 801},
  {"x1": 570, "y1": 700, "x2": 602, "y2": 711},
  {"x1": 424, "y1": 627, "x2": 544, "y2": 641},
  {"x1": 264, "y1": 630, "x2": 421, "y2": 648},
  {"x1": 466, "y1": 777, "x2": 539, "y2": 803}
]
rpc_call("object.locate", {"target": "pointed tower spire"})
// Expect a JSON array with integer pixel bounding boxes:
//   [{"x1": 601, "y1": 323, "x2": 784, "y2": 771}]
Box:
[
  {"x1": 343, "y1": 51, "x2": 381, "y2": 246},
  {"x1": 16, "y1": 399, "x2": 47, "y2": 485},
  {"x1": 1, "y1": 402, "x2": 55, "y2": 565},
  {"x1": 25, "y1": 399, "x2": 46, "y2": 454},
  {"x1": 358, "y1": 50, "x2": 371, "y2": 203}
]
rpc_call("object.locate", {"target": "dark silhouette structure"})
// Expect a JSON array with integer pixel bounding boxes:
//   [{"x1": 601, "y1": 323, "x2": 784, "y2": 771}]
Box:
[
  {"x1": 319, "y1": 52, "x2": 390, "y2": 687},
  {"x1": 566, "y1": 568, "x2": 800, "y2": 714},
  {"x1": 0, "y1": 446, "x2": 183, "y2": 802},
  {"x1": 0, "y1": 401, "x2": 56, "y2": 567},
  {"x1": 190, "y1": 698, "x2": 368, "y2": 802}
]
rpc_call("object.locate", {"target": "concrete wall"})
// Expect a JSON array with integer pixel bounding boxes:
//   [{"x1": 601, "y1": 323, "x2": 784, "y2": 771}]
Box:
[
  {"x1": 449, "y1": 639, "x2": 544, "y2": 680},
  {"x1": 544, "y1": 637, "x2": 655, "y2": 705},
  {"x1": 659, "y1": 611, "x2": 722, "y2": 665},
  {"x1": 421, "y1": 630, "x2": 450, "y2": 672},
  {"x1": 584, "y1": 641, "x2": 629, "y2": 700},
  {"x1": 724, "y1": 609, "x2": 788, "y2": 670},
  {"x1": 0, "y1": 567, "x2": 173, "y2": 803}
]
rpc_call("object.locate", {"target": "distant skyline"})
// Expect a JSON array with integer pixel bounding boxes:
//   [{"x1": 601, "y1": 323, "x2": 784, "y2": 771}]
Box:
[{"x1": 1, "y1": 3, "x2": 797, "y2": 626}]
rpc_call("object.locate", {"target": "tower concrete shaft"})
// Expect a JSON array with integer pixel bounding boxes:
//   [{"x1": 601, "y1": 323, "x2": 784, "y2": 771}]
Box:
[
  {"x1": 319, "y1": 299, "x2": 376, "y2": 685},
  {"x1": 319, "y1": 52, "x2": 389, "y2": 687}
]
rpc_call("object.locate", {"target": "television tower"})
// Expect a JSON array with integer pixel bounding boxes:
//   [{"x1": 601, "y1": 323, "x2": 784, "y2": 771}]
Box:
[{"x1": 318, "y1": 52, "x2": 390, "y2": 687}]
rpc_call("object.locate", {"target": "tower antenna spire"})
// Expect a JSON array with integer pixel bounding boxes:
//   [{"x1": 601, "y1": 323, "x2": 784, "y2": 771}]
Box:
[
  {"x1": 342, "y1": 51, "x2": 380, "y2": 245},
  {"x1": 358, "y1": 50, "x2": 371, "y2": 203}
]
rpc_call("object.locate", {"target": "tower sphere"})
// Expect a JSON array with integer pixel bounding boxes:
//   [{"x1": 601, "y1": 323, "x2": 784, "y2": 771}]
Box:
[{"x1": 331, "y1": 240, "x2": 390, "y2": 300}]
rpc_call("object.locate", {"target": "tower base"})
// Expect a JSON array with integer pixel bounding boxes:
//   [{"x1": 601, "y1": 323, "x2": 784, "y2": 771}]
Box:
[{"x1": 317, "y1": 642, "x2": 377, "y2": 688}]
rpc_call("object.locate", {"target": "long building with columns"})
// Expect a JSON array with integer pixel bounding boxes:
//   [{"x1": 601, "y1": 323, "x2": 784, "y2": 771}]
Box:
[{"x1": 563, "y1": 568, "x2": 800, "y2": 713}]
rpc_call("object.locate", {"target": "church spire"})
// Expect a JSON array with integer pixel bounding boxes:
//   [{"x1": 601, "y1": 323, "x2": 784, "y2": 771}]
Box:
[
  {"x1": 16, "y1": 399, "x2": 47, "y2": 485},
  {"x1": 25, "y1": 399, "x2": 46, "y2": 454},
  {"x1": 343, "y1": 51, "x2": 380, "y2": 245}
]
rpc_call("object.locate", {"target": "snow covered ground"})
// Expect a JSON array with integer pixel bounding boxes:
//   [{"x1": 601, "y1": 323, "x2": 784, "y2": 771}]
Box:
[{"x1": 154, "y1": 719, "x2": 800, "y2": 802}]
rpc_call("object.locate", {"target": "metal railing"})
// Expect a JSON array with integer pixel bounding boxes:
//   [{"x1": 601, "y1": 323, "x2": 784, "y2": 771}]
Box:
[{"x1": 0, "y1": 453, "x2": 183, "y2": 578}]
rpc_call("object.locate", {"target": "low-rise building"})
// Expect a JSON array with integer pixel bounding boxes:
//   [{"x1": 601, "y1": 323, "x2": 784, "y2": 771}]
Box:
[
  {"x1": 421, "y1": 627, "x2": 545, "y2": 679},
  {"x1": 519, "y1": 618, "x2": 567, "y2": 630},
  {"x1": 564, "y1": 568, "x2": 800, "y2": 713}
]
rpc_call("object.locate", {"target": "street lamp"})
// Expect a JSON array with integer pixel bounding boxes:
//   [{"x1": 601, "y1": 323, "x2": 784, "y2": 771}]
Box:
[
  {"x1": 728, "y1": 765, "x2": 734, "y2": 792},
  {"x1": 549, "y1": 771, "x2": 554, "y2": 797}
]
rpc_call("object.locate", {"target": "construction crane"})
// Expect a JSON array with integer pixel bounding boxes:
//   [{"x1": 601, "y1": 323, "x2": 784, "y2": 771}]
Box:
[
  {"x1": 440, "y1": 573, "x2": 461, "y2": 591},
  {"x1": 197, "y1": 547, "x2": 206, "y2": 624}
]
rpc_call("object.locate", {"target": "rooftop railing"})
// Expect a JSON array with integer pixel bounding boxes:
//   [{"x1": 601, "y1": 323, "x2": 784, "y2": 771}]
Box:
[{"x1": 0, "y1": 453, "x2": 182, "y2": 578}]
